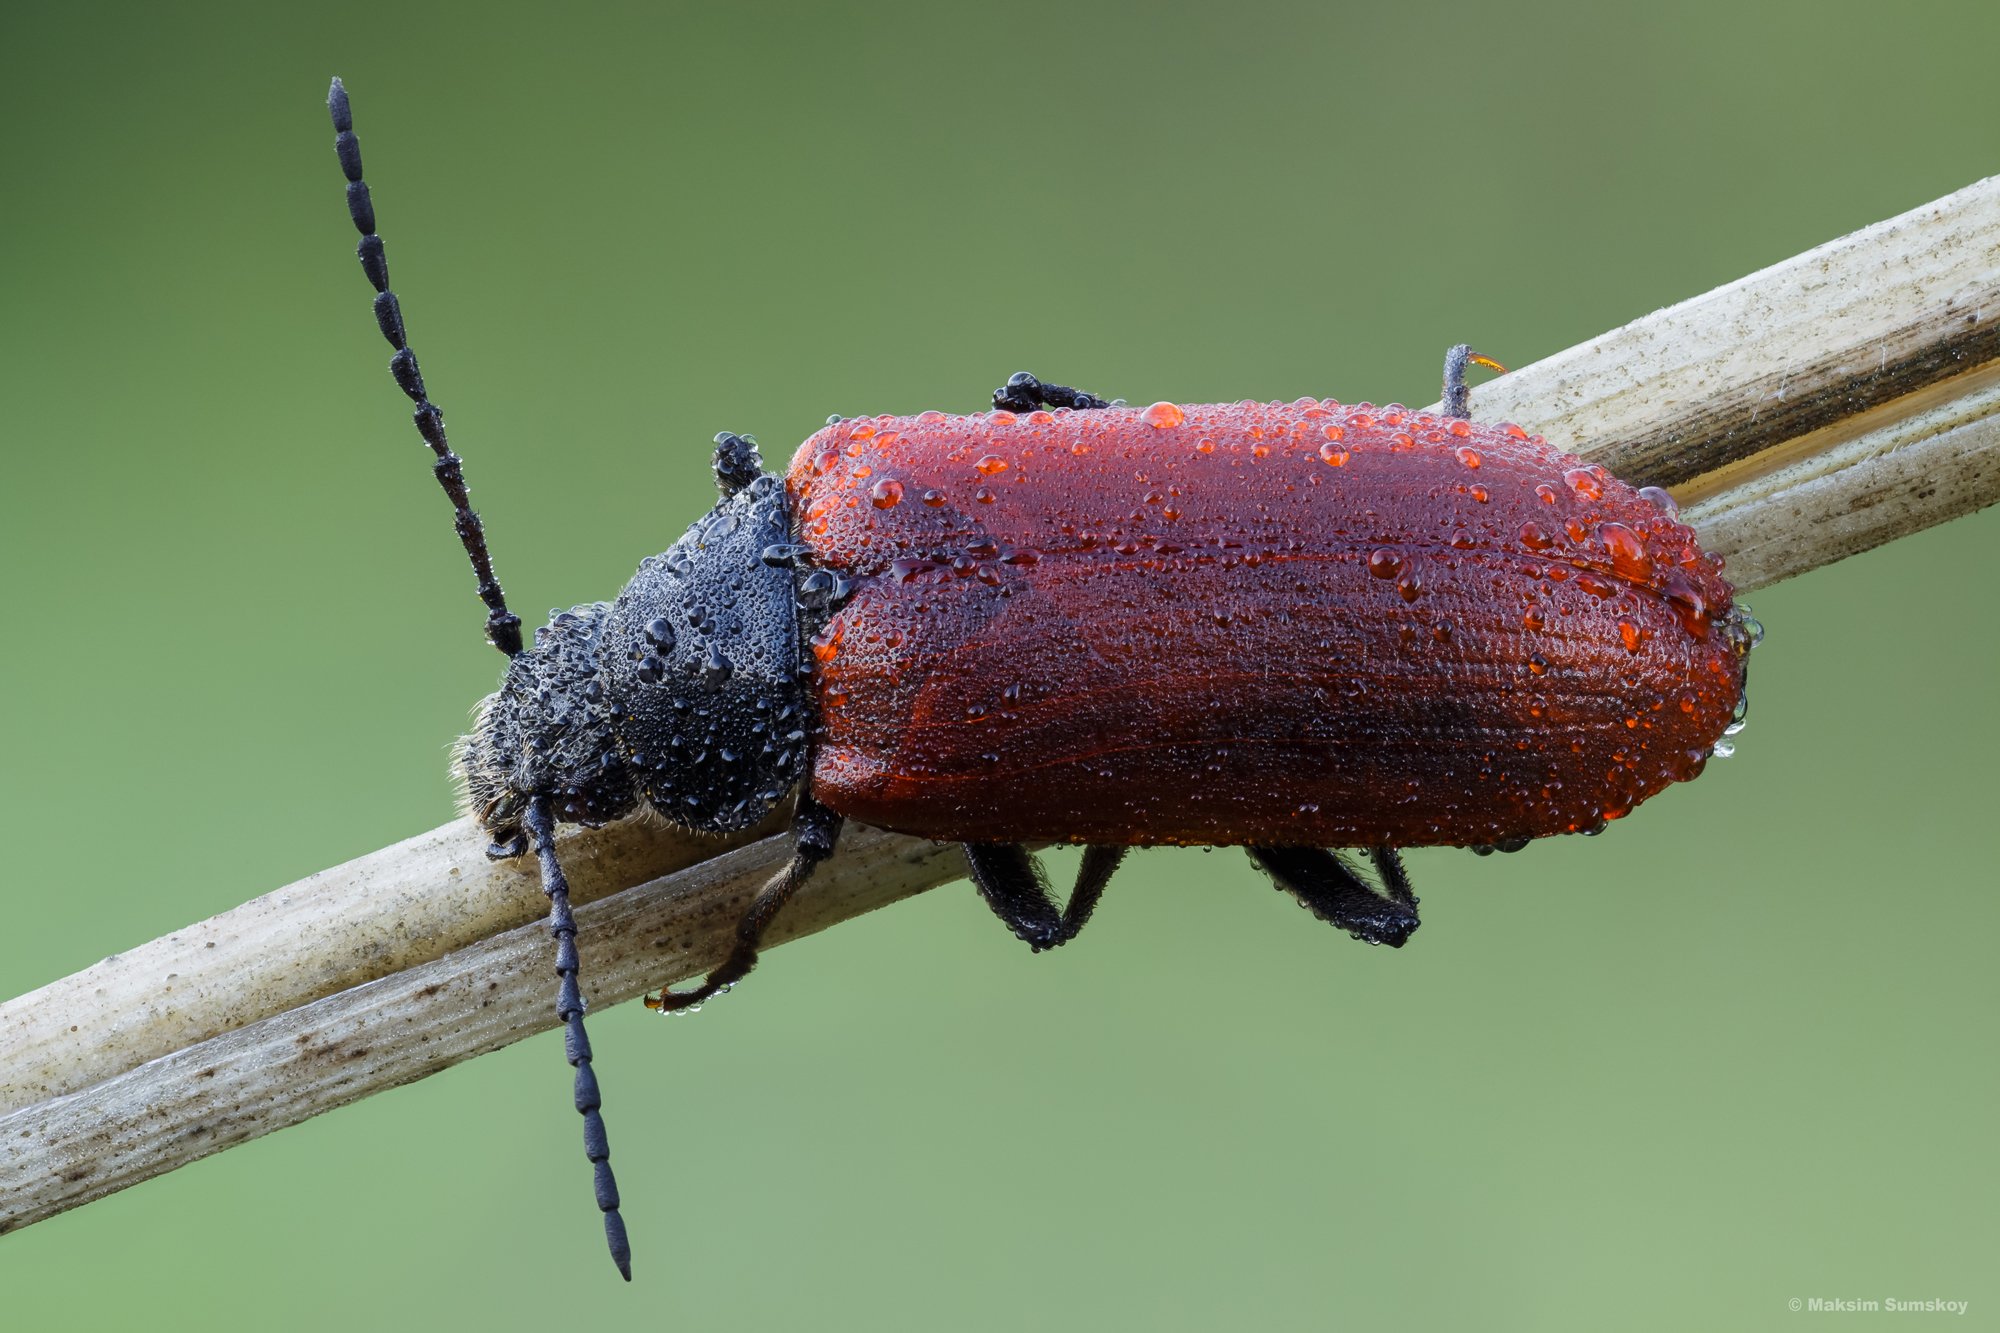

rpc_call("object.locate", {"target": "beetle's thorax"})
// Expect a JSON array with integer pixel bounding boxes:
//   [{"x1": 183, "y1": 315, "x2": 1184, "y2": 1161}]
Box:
[{"x1": 456, "y1": 471, "x2": 809, "y2": 855}]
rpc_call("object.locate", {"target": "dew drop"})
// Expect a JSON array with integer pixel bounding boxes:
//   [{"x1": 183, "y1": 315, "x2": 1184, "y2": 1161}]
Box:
[
  {"x1": 1527, "y1": 653, "x2": 1550, "y2": 676},
  {"x1": 1563, "y1": 467, "x2": 1604, "y2": 501},
  {"x1": 1368, "y1": 548, "x2": 1402, "y2": 579},
  {"x1": 1598, "y1": 522, "x2": 1652, "y2": 582},
  {"x1": 1661, "y1": 572, "x2": 1710, "y2": 639},
  {"x1": 1455, "y1": 446, "x2": 1482, "y2": 469},
  {"x1": 868, "y1": 478, "x2": 904, "y2": 508},
  {"x1": 1448, "y1": 419, "x2": 1473, "y2": 438},
  {"x1": 1470, "y1": 484, "x2": 1490, "y2": 503},
  {"x1": 1619, "y1": 621, "x2": 1642, "y2": 654},
  {"x1": 974, "y1": 487, "x2": 997, "y2": 504},
  {"x1": 975, "y1": 454, "x2": 1009, "y2": 475},
  {"x1": 921, "y1": 488, "x2": 946, "y2": 507},
  {"x1": 1637, "y1": 485, "x2": 1679, "y2": 517},
  {"x1": 1141, "y1": 402, "x2": 1186, "y2": 429},
  {"x1": 1319, "y1": 442, "x2": 1350, "y2": 466},
  {"x1": 1519, "y1": 521, "x2": 1554, "y2": 552},
  {"x1": 1535, "y1": 483, "x2": 1559, "y2": 505},
  {"x1": 989, "y1": 410, "x2": 1018, "y2": 425}
]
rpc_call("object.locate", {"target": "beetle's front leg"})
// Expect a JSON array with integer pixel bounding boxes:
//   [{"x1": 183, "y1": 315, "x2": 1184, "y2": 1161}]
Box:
[{"x1": 992, "y1": 371, "x2": 1115, "y2": 413}]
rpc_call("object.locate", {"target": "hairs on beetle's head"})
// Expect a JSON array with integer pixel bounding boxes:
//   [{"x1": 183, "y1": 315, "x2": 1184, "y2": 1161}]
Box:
[{"x1": 450, "y1": 692, "x2": 507, "y2": 824}]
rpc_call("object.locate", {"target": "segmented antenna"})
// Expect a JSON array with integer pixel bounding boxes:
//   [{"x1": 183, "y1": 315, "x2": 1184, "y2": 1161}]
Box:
[
  {"x1": 326, "y1": 79, "x2": 628, "y2": 1281},
  {"x1": 328, "y1": 77, "x2": 523, "y2": 657},
  {"x1": 524, "y1": 797, "x2": 633, "y2": 1281}
]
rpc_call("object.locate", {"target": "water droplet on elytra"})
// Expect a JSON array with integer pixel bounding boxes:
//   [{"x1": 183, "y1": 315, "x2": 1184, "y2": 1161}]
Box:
[
  {"x1": 1598, "y1": 522, "x2": 1652, "y2": 582},
  {"x1": 1637, "y1": 485, "x2": 1679, "y2": 517},
  {"x1": 1563, "y1": 467, "x2": 1604, "y2": 501}
]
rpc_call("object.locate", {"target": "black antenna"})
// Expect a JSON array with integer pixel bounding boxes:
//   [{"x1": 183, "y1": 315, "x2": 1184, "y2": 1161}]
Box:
[
  {"x1": 327, "y1": 79, "x2": 631, "y2": 1282},
  {"x1": 328, "y1": 77, "x2": 523, "y2": 658},
  {"x1": 525, "y1": 797, "x2": 634, "y2": 1281}
]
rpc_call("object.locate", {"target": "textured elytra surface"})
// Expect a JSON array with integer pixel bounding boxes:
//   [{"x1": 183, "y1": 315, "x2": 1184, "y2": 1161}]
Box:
[{"x1": 787, "y1": 399, "x2": 1746, "y2": 848}]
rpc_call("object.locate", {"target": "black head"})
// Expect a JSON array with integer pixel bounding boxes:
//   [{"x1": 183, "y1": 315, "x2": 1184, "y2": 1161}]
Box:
[{"x1": 455, "y1": 436, "x2": 810, "y2": 850}]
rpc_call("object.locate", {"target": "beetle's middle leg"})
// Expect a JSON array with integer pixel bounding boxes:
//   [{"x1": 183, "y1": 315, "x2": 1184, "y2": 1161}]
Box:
[
  {"x1": 1441, "y1": 344, "x2": 1506, "y2": 420},
  {"x1": 963, "y1": 843, "x2": 1126, "y2": 953},
  {"x1": 1247, "y1": 845, "x2": 1420, "y2": 947},
  {"x1": 992, "y1": 371, "x2": 1115, "y2": 413},
  {"x1": 647, "y1": 793, "x2": 845, "y2": 1011}
]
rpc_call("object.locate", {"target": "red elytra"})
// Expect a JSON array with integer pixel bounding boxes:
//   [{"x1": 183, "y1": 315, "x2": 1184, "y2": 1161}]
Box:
[{"x1": 788, "y1": 398, "x2": 1744, "y2": 848}]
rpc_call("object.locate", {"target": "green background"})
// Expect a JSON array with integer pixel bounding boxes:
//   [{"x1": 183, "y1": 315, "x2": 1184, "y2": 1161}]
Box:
[{"x1": 3, "y1": 3, "x2": 1995, "y2": 1329}]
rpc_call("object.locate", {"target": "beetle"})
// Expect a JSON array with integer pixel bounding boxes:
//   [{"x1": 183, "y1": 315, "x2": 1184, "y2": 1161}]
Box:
[{"x1": 326, "y1": 77, "x2": 1758, "y2": 1280}]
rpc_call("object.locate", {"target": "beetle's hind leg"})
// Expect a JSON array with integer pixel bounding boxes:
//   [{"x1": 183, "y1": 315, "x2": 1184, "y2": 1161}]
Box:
[
  {"x1": 963, "y1": 843, "x2": 1126, "y2": 952},
  {"x1": 1441, "y1": 345, "x2": 1506, "y2": 420},
  {"x1": 992, "y1": 372, "x2": 1116, "y2": 413},
  {"x1": 1248, "y1": 845, "x2": 1420, "y2": 947},
  {"x1": 647, "y1": 794, "x2": 845, "y2": 1011}
]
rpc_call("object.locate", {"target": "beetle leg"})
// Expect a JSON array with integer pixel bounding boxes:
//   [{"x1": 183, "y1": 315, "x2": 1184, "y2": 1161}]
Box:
[
  {"x1": 1247, "y1": 846, "x2": 1420, "y2": 947},
  {"x1": 992, "y1": 371, "x2": 1115, "y2": 414},
  {"x1": 1368, "y1": 845, "x2": 1417, "y2": 906},
  {"x1": 711, "y1": 430, "x2": 764, "y2": 497},
  {"x1": 647, "y1": 793, "x2": 845, "y2": 1011},
  {"x1": 963, "y1": 843, "x2": 1126, "y2": 953},
  {"x1": 1441, "y1": 344, "x2": 1506, "y2": 420}
]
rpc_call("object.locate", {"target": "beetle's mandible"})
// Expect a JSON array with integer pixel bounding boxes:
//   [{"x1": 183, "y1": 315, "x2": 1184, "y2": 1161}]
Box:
[{"x1": 326, "y1": 77, "x2": 1760, "y2": 1281}]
